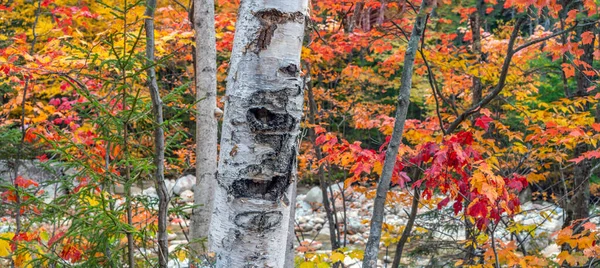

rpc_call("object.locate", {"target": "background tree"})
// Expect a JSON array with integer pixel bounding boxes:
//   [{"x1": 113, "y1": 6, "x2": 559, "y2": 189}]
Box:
[{"x1": 189, "y1": 0, "x2": 219, "y2": 257}]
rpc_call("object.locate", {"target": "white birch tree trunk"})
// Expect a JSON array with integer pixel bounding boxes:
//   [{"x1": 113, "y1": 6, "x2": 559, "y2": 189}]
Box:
[
  {"x1": 190, "y1": 0, "x2": 218, "y2": 255},
  {"x1": 209, "y1": 0, "x2": 308, "y2": 266}
]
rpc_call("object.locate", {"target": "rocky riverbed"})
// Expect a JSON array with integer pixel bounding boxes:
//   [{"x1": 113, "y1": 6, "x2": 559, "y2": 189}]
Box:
[
  {"x1": 293, "y1": 184, "x2": 576, "y2": 267},
  {"x1": 0, "y1": 164, "x2": 595, "y2": 267}
]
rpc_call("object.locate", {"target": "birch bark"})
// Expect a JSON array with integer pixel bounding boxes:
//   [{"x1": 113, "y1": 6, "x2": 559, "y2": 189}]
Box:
[
  {"x1": 190, "y1": 0, "x2": 218, "y2": 255},
  {"x1": 209, "y1": 0, "x2": 308, "y2": 266}
]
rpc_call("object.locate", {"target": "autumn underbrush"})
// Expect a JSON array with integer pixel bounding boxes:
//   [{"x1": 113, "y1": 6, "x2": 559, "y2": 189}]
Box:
[
  {"x1": 0, "y1": 0, "x2": 201, "y2": 265},
  {"x1": 293, "y1": 181, "x2": 600, "y2": 267},
  {"x1": 0, "y1": 157, "x2": 203, "y2": 267}
]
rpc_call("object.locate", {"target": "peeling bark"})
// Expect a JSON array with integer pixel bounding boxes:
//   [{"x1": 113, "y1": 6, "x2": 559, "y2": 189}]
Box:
[{"x1": 209, "y1": 0, "x2": 308, "y2": 266}]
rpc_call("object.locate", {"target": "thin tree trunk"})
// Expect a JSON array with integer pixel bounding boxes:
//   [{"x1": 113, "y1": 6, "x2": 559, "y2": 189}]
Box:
[
  {"x1": 306, "y1": 64, "x2": 340, "y2": 250},
  {"x1": 564, "y1": 14, "x2": 595, "y2": 231},
  {"x1": 347, "y1": 2, "x2": 364, "y2": 33},
  {"x1": 376, "y1": 0, "x2": 386, "y2": 25},
  {"x1": 123, "y1": 0, "x2": 135, "y2": 265},
  {"x1": 391, "y1": 187, "x2": 419, "y2": 268},
  {"x1": 189, "y1": 0, "x2": 218, "y2": 256},
  {"x1": 362, "y1": 6, "x2": 371, "y2": 31},
  {"x1": 469, "y1": 0, "x2": 483, "y2": 108},
  {"x1": 464, "y1": 2, "x2": 483, "y2": 261},
  {"x1": 362, "y1": 1, "x2": 432, "y2": 266},
  {"x1": 284, "y1": 176, "x2": 298, "y2": 267},
  {"x1": 208, "y1": 1, "x2": 308, "y2": 266},
  {"x1": 144, "y1": 0, "x2": 169, "y2": 266}
]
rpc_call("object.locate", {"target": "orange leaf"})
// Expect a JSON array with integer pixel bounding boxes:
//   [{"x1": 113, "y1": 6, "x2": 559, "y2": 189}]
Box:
[
  {"x1": 566, "y1": 10, "x2": 578, "y2": 23},
  {"x1": 15, "y1": 176, "x2": 39, "y2": 188},
  {"x1": 582, "y1": 31, "x2": 595, "y2": 45},
  {"x1": 562, "y1": 63, "x2": 575, "y2": 78}
]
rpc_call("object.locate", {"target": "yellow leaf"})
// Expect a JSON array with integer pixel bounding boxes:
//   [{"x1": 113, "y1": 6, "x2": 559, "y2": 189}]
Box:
[
  {"x1": 0, "y1": 232, "x2": 14, "y2": 257},
  {"x1": 176, "y1": 250, "x2": 186, "y2": 262},
  {"x1": 347, "y1": 249, "x2": 363, "y2": 259},
  {"x1": 13, "y1": 250, "x2": 32, "y2": 268},
  {"x1": 526, "y1": 173, "x2": 545, "y2": 183},
  {"x1": 577, "y1": 236, "x2": 595, "y2": 249},
  {"x1": 316, "y1": 263, "x2": 330, "y2": 268},
  {"x1": 84, "y1": 195, "x2": 100, "y2": 207},
  {"x1": 373, "y1": 161, "x2": 383, "y2": 175},
  {"x1": 39, "y1": 230, "x2": 49, "y2": 242},
  {"x1": 340, "y1": 154, "x2": 353, "y2": 166},
  {"x1": 330, "y1": 252, "x2": 344, "y2": 263},
  {"x1": 299, "y1": 261, "x2": 315, "y2": 268}
]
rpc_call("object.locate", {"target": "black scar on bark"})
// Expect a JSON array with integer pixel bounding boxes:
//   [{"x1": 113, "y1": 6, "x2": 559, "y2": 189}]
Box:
[
  {"x1": 234, "y1": 211, "x2": 283, "y2": 231},
  {"x1": 247, "y1": 107, "x2": 295, "y2": 133},
  {"x1": 253, "y1": 9, "x2": 304, "y2": 51},
  {"x1": 238, "y1": 164, "x2": 262, "y2": 177},
  {"x1": 254, "y1": 134, "x2": 285, "y2": 150},
  {"x1": 261, "y1": 151, "x2": 291, "y2": 174},
  {"x1": 249, "y1": 89, "x2": 288, "y2": 110},
  {"x1": 279, "y1": 64, "x2": 299, "y2": 77},
  {"x1": 230, "y1": 175, "x2": 289, "y2": 201}
]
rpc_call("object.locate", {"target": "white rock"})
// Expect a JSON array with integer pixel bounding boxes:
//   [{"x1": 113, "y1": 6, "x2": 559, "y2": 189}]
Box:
[
  {"x1": 313, "y1": 217, "x2": 325, "y2": 225},
  {"x1": 41, "y1": 183, "x2": 65, "y2": 204},
  {"x1": 167, "y1": 258, "x2": 189, "y2": 268},
  {"x1": 114, "y1": 183, "x2": 125, "y2": 194},
  {"x1": 304, "y1": 186, "x2": 323, "y2": 206},
  {"x1": 541, "y1": 244, "x2": 560, "y2": 257},
  {"x1": 142, "y1": 187, "x2": 158, "y2": 199},
  {"x1": 164, "y1": 179, "x2": 176, "y2": 196},
  {"x1": 335, "y1": 211, "x2": 346, "y2": 221},
  {"x1": 299, "y1": 223, "x2": 313, "y2": 232},
  {"x1": 179, "y1": 190, "x2": 194, "y2": 203},
  {"x1": 130, "y1": 186, "x2": 142, "y2": 196},
  {"x1": 295, "y1": 200, "x2": 312, "y2": 217},
  {"x1": 347, "y1": 218, "x2": 365, "y2": 234},
  {"x1": 0, "y1": 225, "x2": 12, "y2": 233},
  {"x1": 297, "y1": 216, "x2": 309, "y2": 224},
  {"x1": 329, "y1": 182, "x2": 344, "y2": 193},
  {"x1": 173, "y1": 175, "x2": 196, "y2": 195},
  {"x1": 167, "y1": 233, "x2": 177, "y2": 241},
  {"x1": 383, "y1": 256, "x2": 393, "y2": 263},
  {"x1": 343, "y1": 256, "x2": 361, "y2": 268},
  {"x1": 182, "y1": 207, "x2": 193, "y2": 214}
]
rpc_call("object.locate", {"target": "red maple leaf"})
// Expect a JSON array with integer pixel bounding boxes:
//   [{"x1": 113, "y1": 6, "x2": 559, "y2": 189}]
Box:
[
  {"x1": 60, "y1": 242, "x2": 83, "y2": 262},
  {"x1": 467, "y1": 200, "x2": 488, "y2": 218},
  {"x1": 474, "y1": 115, "x2": 493, "y2": 131},
  {"x1": 15, "y1": 176, "x2": 39, "y2": 188}
]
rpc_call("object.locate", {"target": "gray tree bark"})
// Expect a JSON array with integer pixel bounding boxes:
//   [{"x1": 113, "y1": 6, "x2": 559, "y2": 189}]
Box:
[
  {"x1": 564, "y1": 13, "x2": 595, "y2": 231},
  {"x1": 189, "y1": 0, "x2": 218, "y2": 256},
  {"x1": 144, "y1": 0, "x2": 169, "y2": 266},
  {"x1": 208, "y1": 0, "x2": 308, "y2": 267},
  {"x1": 306, "y1": 64, "x2": 340, "y2": 252},
  {"x1": 362, "y1": 1, "x2": 432, "y2": 266}
]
